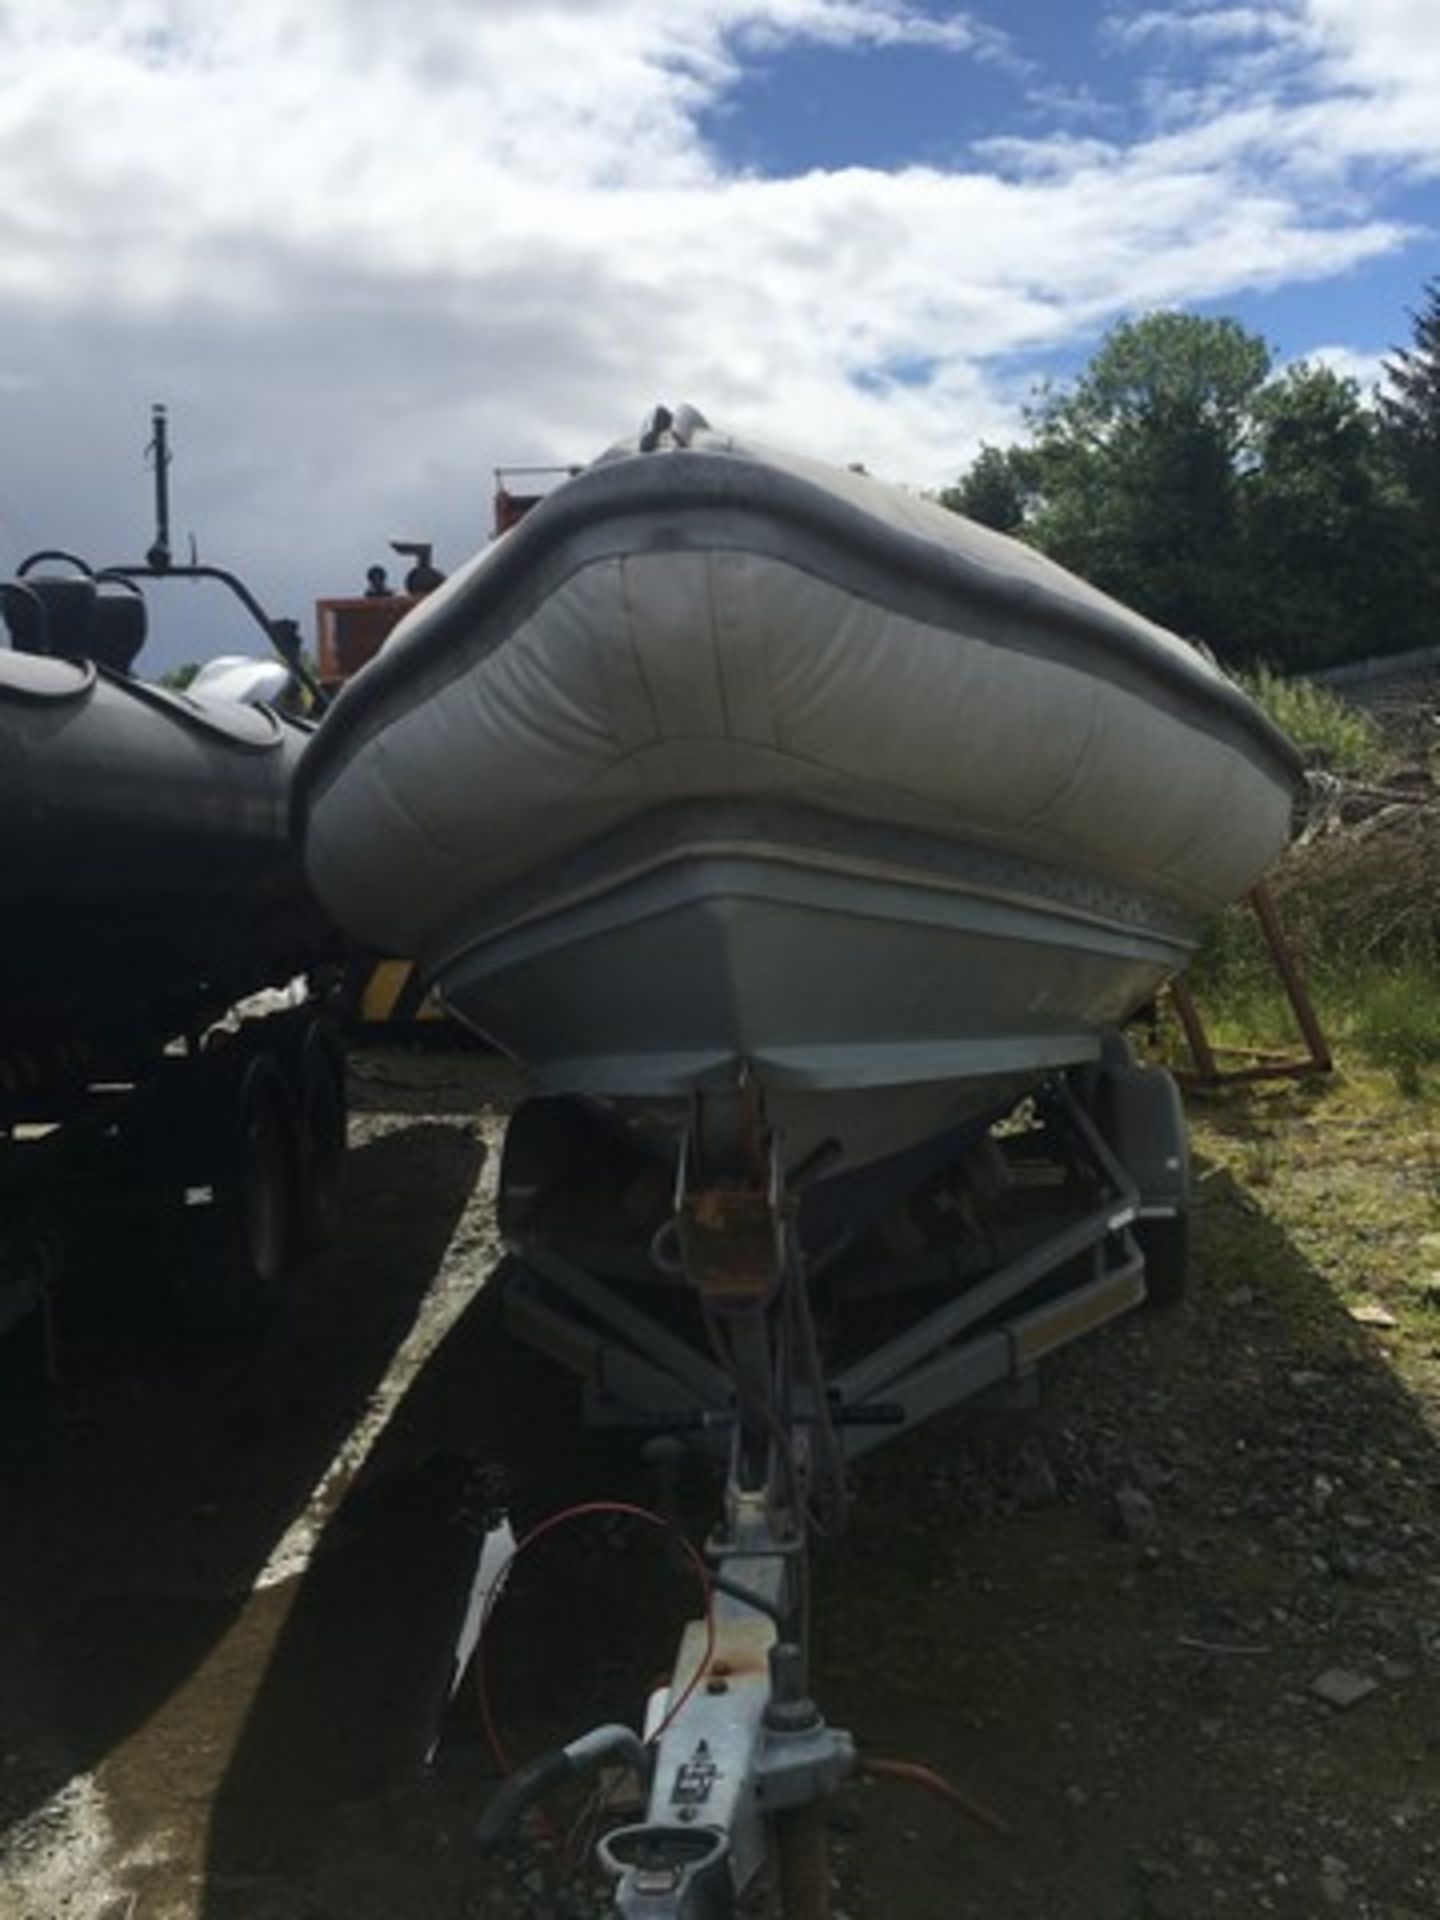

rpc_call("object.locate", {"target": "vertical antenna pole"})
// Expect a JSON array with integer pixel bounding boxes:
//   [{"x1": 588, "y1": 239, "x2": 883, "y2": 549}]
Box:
[{"x1": 145, "y1": 402, "x2": 173, "y2": 571}]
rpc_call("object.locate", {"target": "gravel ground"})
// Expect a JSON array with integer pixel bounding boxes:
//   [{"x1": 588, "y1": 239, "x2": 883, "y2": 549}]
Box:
[{"x1": 1, "y1": 1047, "x2": 1437, "y2": 1919}]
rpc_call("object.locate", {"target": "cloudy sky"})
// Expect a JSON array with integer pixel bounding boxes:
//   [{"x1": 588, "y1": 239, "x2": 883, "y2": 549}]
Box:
[{"x1": 1, "y1": 0, "x2": 1437, "y2": 669}]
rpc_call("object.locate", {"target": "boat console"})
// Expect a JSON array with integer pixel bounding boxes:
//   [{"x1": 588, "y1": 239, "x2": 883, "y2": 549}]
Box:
[{"x1": 3, "y1": 556, "x2": 147, "y2": 673}]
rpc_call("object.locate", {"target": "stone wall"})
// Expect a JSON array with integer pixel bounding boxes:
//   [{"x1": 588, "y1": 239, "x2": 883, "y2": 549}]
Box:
[{"x1": 1307, "y1": 643, "x2": 1440, "y2": 745}]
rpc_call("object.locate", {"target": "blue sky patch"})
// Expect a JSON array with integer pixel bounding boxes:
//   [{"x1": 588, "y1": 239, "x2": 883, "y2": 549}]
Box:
[{"x1": 699, "y1": 38, "x2": 1008, "y2": 175}]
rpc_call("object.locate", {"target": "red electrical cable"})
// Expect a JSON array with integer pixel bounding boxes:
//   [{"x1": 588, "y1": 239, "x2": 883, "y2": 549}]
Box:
[
  {"x1": 474, "y1": 1498, "x2": 718, "y2": 1787},
  {"x1": 860, "y1": 1755, "x2": 1015, "y2": 1837}
]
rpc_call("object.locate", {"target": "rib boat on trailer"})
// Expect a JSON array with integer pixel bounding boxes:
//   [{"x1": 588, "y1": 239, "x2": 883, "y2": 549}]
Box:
[
  {"x1": 297, "y1": 404, "x2": 1300, "y2": 1186},
  {"x1": 0, "y1": 523, "x2": 354, "y2": 1346},
  {"x1": 298, "y1": 407, "x2": 1304, "y2": 1914}
]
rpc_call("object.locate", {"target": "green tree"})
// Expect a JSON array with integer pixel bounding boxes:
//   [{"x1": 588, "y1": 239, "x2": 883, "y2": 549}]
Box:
[
  {"x1": 1021, "y1": 312, "x2": 1271, "y2": 646},
  {"x1": 1240, "y1": 364, "x2": 1426, "y2": 667},
  {"x1": 160, "y1": 661, "x2": 200, "y2": 690},
  {"x1": 937, "y1": 442, "x2": 1035, "y2": 533},
  {"x1": 1379, "y1": 278, "x2": 1440, "y2": 543},
  {"x1": 943, "y1": 302, "x2": 1440, "y2": 668}
]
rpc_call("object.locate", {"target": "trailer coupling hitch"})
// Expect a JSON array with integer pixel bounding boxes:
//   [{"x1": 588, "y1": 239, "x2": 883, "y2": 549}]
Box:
[
  {"x1": 598, "y1": 1825, "x2": 733, "y2": 1919},
  {"x1": 476, "y1": 1723, "x2": 650, "y2": 1856}
]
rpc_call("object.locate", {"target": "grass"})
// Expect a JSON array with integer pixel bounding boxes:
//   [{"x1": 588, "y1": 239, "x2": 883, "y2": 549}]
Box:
[
  {"x1": 1184, "y1": 663, "x2": 1438, "y2": 1094},
  {"x1": 1345, "y1": 964, "x2": 1440, "y2": 1095},
  {"x1": 1178, "y1": 918, "x2": 1440, "y2": 1099},
  {"x1": 1233, "y1": 663, "x2": 1387, "y2": 778},
  {"x1": 1186, "y1": 1066, "x2": 1440, "y2": 1369}
]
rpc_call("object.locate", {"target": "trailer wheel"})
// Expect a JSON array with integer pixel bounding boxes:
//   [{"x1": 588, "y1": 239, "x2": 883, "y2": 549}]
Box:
[
  {"x1": 173, "y1": 1051, "x2": 297, "y2": 1334},
  {"x1": 1090, "y1": 1053, "x2": 1191, "y2": 1310},
  {"x1": 1134, "y1": 1210, "x2": 1189, "y2": 1309},
  {"x1": 293, "y1": 1023, "x2": 347, "y2": 1255}
]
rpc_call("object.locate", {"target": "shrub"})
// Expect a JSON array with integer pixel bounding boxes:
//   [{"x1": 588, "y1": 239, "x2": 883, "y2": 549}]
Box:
[
  {"x1": 1234, "y1": 665, "x2": 1385, "y2": 778},
  {"x1": 1268, "y1": 808, "x2": 1439, "y2": 969}
]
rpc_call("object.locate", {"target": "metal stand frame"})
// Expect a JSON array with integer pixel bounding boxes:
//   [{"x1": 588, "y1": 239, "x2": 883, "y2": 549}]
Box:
[{"x1": 1169, "y1": 882, "x2": 1331, "y2": 1086}]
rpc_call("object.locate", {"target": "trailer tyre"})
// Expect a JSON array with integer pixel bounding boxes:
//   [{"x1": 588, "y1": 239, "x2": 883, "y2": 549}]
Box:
[
  {"x1": 1134, "y1": 1210, "x2": 1189, "y2": 1309},
  {"x1": 173, "y1": 1051, "x2": 297, "y2": 1335},
  {"x1": 294, "y1": 1023, "x2": 347, "y2": 1255},
  {"x1": 1091, "y1": 1055, "x2": 1191, "y2": 1310}
]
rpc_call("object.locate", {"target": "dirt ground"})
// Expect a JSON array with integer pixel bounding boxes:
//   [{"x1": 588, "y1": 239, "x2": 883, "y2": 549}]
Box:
[{"x1": 2, "y1": 1046, "x2": 1438, "y2": 1920}]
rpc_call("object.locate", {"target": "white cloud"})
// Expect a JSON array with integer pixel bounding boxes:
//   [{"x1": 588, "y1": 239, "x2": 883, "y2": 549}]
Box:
[
  {"x1": 1105, "y1": 7, "x2": 1295, "y2": 51},
  {"x1": 1296, "y1": 344, "x2": 1389, "y2": 395},
  {"x1": 1302, "y1": 0, "x2": 1440, "y2": 97},
  {"x1": 0, "y1": 0, "x2": 1434, "y2": 667}
]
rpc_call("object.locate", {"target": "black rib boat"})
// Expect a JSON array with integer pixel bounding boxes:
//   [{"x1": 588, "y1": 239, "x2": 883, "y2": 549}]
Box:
[{"x1": 1, "y1": 560, "x2": 328, "y2": 1101}]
